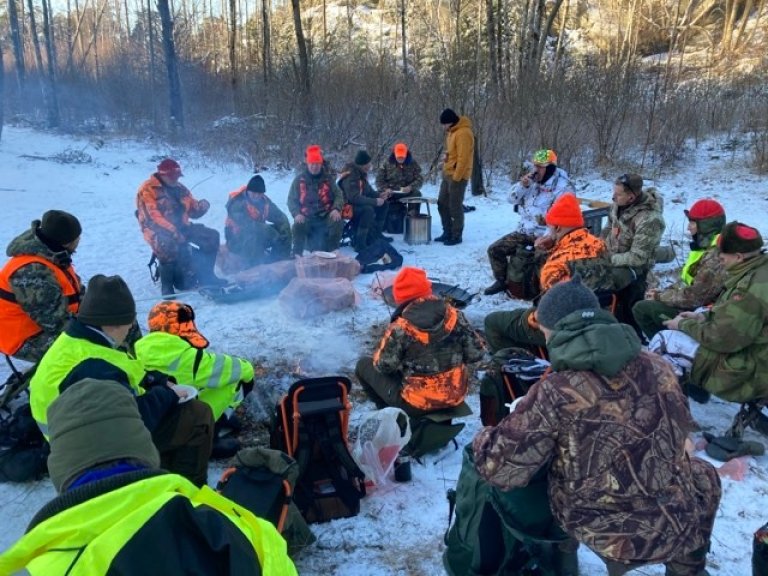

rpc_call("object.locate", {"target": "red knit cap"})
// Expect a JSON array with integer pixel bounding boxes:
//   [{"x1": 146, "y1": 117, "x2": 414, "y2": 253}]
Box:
[
  {"x1": 394, "y1": 142, "x2": 408, "y2": 158},
  {"x1": 545, "y1": 193, "x2": 584, "y2": 228},
  {"x1": 685, "y1": 199, "x2": 725, "y2": 221},
  {"x1": 306, "y1": 145, "x2": 323, "y2": 164},
  {"x1": 392, "y1": 267, "x2": 432, "y2": 304},
  {"x1": 157, "y1": 158, "x2": 182, "y2": 177}
]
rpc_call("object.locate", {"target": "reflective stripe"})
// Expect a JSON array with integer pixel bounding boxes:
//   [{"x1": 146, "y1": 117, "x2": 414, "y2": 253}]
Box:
[
  {"x1": 168, "y1": 355, "x2": 182, "y2": 372},
  {"x1": 205, "y1": 356, "x2": 225, "y2": 388},
  {"x1": 230, "y1": 360, "x2": 242, "y2": 384}
]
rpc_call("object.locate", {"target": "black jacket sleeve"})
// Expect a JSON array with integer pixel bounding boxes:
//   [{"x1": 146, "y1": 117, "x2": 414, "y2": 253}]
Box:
[{"x1": 136, "y1": 386, "x2": 179, "y2": 432}]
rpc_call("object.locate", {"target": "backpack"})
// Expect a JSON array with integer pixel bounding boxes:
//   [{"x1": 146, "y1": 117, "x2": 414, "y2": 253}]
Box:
[
  {"x1": 0, "y1": 402, "x2": 49, "y2": 483},
  {"x1": 355, "y1": 238, "x2": 403, "y2": 274},
  {"x1": 479, "y1": 348, "x2": 550, "y2": 426},
  {"x1": 443, "y1": 444, "x2": 574, "y2": 576},
  {"x1": 217, "y1": 446, "x2": 316, "y2": 554},
  {"x1": 754, "y1": 522, "x2": 768, "y2": 575},
  {"x1": 270, "y1": 377, "x2": 366, "y2": 524}
]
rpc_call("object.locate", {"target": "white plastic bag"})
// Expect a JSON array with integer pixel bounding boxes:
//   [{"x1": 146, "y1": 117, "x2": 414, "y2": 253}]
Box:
[{"x1": 352, "y1": 407, "x2": 411, "y2": 488}]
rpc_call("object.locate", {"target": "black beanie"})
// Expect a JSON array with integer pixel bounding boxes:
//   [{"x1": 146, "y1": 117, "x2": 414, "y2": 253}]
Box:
[
  {"x1": 246, "y1": 175, "x2": 266, "y2": 194},
  {"x1": 537, "y1": 275, "x2": 600, "y2": 330},
  {"x1": 354, "y1": 150, "x2": 372, "y2": 166},
  {"x1": 78, "y1": 274, "x2": 136, "y2": 327},
  {"x1": 718, "y1": 221, "x2": 764, "y2": 254},
  {"x1": 440, "y1": 108, "x2": 460, "y2": 125},
  {"x1": 39, "y1": 210, "x2": 82, "y2": 246}
]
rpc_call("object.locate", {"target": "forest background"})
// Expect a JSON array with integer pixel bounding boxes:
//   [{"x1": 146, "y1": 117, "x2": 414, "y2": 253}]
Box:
[{"x1": 1, "y1": 0, "x2": 768, "y2": 181}]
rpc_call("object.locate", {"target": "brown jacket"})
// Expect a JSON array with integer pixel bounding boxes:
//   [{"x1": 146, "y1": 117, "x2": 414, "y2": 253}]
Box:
[{"x1": 474, "y1": 310, "x2": 719, "y2": 564}]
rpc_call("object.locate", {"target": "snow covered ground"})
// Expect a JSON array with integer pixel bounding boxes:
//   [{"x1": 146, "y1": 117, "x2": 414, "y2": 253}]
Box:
[{"x1": 1, "y1": 126, "x2": 767, "y2": 574}]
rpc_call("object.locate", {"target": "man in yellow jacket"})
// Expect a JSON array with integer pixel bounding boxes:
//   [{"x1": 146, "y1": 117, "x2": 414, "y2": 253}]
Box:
[
  {"x1": 436, "y1": 108, "x2": 475, "y2": 246},
  {"x1": 0, "y1": 378, "x2": 296, "y2": 576}
]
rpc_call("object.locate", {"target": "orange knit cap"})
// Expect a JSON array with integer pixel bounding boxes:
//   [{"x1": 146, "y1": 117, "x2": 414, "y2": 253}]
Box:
[
  {"x1": 545, "y1": 193, "x2": 584, "y2": 228},
  {"x1": 394, "y1": 142, "x2": 408, "y2": 158},
  {"x1": 392, "y1": 266, "x2": 432, "y2": 304},
  {"x1": 148, "y1": 301, "x2": 209, "y2": 349},
  {"x1": 306, "y1": 145, "x2": 323, "y2": 164}
]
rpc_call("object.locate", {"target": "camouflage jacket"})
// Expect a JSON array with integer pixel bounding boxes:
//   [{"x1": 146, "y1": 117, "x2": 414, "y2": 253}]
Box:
[
  {"x1": 338, "y1": 164, "x2": 379, "y2": 208},
  {"x1": 225, "y1": 188, "x2": 291, "y2": 240},
  {"x1": 474, "y1": 310, "x2": 711, "y2": 564},
  {"x1": 539, "y1": 228, "x2": 614, "y2": 294},
  {"x1": 3, "y1": 222, "x2": 82, "y2": 336},
  {"x1": 287, "y1": 169, "x2": 344, "y2": 218},
  {"x1": 374, "y1": 153, "x2": 424, "y2": 194},
  {"x1": 602, "y1": 188, "x2": 665, "y2": 273},
  {"x1": 658, "y1": 241, "x2": 726, "y2": 309},
  {"x1": 682, "y1": 253, "x2": 768, "y2": 402},
  {"x1": 508, "y1": 166, "x2": 573, "y2": 235},
  {"x1": 373, "y1": 296, "x2": 485, "y2": 379}
]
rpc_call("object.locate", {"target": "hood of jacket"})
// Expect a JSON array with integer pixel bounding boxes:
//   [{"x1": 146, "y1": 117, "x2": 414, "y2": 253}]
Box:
[
  {"x1": 448, "y1": 115, "x2": 473, "y2": 133},
  {"x1": 341, "y1": 162, "x2": 368, "y2": 181},
  {"x1": 6, "y1": 220, "x2": 72, "y2": 266},
  {"x1": 396, "y1": 297, "x2": 452, "y2": 334},
  {"x1": 546, "y1": 309, "x2": 642, "y2": 377}
]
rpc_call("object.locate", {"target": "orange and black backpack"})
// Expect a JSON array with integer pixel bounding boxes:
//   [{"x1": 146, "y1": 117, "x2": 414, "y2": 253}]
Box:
[{"x1": 270, "y1": 376, "x2": 366, "y2": 524}]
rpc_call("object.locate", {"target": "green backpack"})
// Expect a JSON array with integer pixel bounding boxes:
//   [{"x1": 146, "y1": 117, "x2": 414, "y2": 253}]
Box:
[{"x1": 443, "y1": 444, "x2": 578, "y2": 576}]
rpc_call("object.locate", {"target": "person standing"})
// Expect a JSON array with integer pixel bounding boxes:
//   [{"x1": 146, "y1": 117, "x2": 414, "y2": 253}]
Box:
[
  {"x1": 136, "y1": 158, "x2": 224, "y2": 295},
  {"x1": 287, "y1": 145, "x2": 344, "y2": 255},
  {"x1": 0, "y1": 210, "x2": 82, "y2": 363},
  {"x1": 224, "y1": 175, "x2": 292, "y2": 267},
  {"x1": 436, "y1": 108, "x2": 474, "y2": 246}
]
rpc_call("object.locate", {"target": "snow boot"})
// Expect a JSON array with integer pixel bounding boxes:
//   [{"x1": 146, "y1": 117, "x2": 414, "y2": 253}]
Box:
[
  {"x1": 158, "y1": 262, "x2": 177, "y2": 296},
  {"x1": 484, "y1": 280, "x2": 506, "y2": 296}
]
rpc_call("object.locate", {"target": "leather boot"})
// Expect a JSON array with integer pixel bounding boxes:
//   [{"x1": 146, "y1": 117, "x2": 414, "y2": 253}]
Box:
[
  {"x1": 159, "y1": 262, "x2": 176, "y2": 296},
  {"x1": 484, "y1": 280, "x2": 506, "y2": 296}
]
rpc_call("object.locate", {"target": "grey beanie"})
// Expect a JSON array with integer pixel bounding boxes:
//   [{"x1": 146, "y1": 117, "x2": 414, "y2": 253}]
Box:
[
  {"x1": 537, "y1": 274, "x2": 600, "y2": 330},
  {"x1": 47, "y1": 378, "x2": 160, "y2": 492},
  {"x1": 39, "y1": 210, "x2": 82, "y2": 246},
  {"x1": 78, "y1": 274, "x2": 136, "y2": 327}
]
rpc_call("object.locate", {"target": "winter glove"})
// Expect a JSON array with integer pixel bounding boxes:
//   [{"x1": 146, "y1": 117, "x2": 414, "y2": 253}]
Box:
[{"x1": 238, "y1": 378, "x2": 255, "y2": 398}]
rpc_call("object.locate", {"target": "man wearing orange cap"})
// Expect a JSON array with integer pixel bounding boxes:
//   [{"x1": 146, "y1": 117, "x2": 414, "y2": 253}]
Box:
[
  {"x1": 649, "y1": 221, "x2": 768, "y2": 410},
  {"x1": 484, "y1": 148, "x2": 573, "y2": 297},
  {"x1": 136, "y1": 158, "x2": 225, "y2": 295},
  {"x1": 376, "y1": 142, "x2": 424, "y2": 228},
  {"x1": 287, "y1": 145, "x2": 345, "y2": 255},
  {"x1": 356, "y1": 267, "x2": 484, "y2": 442},
  {"x1": 633, "y1": 198, "x2": 727, "y2": 340},
  {"x1": 484, "y1": 193, "x2": 613, "y2": 354}
]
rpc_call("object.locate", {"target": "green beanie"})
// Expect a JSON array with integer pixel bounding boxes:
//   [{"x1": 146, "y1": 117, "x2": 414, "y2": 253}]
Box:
[{"x1": 47, "y1": 378, "x2": 160, "y2": 492}]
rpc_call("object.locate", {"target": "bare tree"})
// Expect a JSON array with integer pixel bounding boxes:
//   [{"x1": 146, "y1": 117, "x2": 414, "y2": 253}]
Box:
[
  {"x1": 7, "y1": 0, "x2": 27, "y2": 88},
  {"x1": 157, "y1": 0, "x2": 184, "y2": 128},
  {"x1": 41, "y1": 0, "x2": 60, "y2": 126},
  {"x1": 27, "y1": 0, "x2": 60, "y2": 126},
  {"x1": 261, "y1": 0, "x2": 272, "y2": 82},
  {"x1": 290, "y1": 0, "x2": 310, "y2": 94},
  {"x1": 228, "y1": 0, "x2": 237, "y2": 109},
  {"x1": 0, "y1": 38, "x2": 5, "y2": 139}
]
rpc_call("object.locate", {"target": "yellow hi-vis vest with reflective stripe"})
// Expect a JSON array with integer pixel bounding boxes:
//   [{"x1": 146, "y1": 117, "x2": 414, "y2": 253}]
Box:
[
  {"x1": 134, "y1": 331, "x2": 254, "y2": 420},
  {"x1": 30, "y1": 332, "x2": 145, "y2": 437},
  {"x1": 0, "y1": 473, "x2": 297, "y2": 576},
  {"x1": 681, "y1": 235, "x2": 719, "y2": 286}
]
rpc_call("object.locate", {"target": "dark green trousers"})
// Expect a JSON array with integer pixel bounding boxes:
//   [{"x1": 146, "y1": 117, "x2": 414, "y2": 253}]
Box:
[
  {"x1": 438, "y1": 177, "x2": 468, "y2": 239},
  {"x1": 484, "y1": 308, "x2": 546, "y2": 355},
  {"x1": 632, "y1": 299, "x2": 681, "y2": 340}
]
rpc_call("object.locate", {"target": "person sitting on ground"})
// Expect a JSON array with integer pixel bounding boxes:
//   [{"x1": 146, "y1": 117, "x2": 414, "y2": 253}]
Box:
[
  {"x1": 484, "y1": 149, "x2": 573, "y2": 297},
  {"x1": 0, "y1": 378, "x2": 296, "y2": 576},
  {"x1": 484, "y1": 193, "x2": 613, "y2": 355},
  {"x1": 633, "y1": 198, "x2": 727, "y2": 340},
  {"x1": 135, "y1": 300, "x2": 254, "y2": 451},
  {"x1": 136, "y1": 158, "x2": 226, "y2": 296},
  {"x1": 224, "y1": 174, "x2": 292, "y2": 269},
  {"x1": 29, "y1": 274, "x2": 214, "y2": 486},
  {"x1": 649, "y1": 222, "x2": 768, "y2": 408},
  {"x1": 0, "y1": 210, "x2": 83, "y2": 364},
  {"x1": 287, "y1": 145, "x2": 344, "y2": 256},
  {"x1": 474, "y1": 275, "x2": 721, "y2": 576},
  {"x1": 338, "y1": 150, "x2": 391, "y2": 251},
  {"x1": 602, "y1": 173, "x2": 665, "y2": 333},
  {"x1": 356, "y1": 267, "x2": 485, "y2": 417},
  {"x1": 376, "y1": 142, "x2": 424, "y2": 222}
]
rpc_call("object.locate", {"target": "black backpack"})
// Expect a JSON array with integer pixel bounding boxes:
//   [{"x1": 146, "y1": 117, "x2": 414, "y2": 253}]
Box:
[
  {"x1": 0, "y1": 402, "x2": 49, "y2": 483},
  {"x1": 270, "y1": 377, "x2": 366, "y2": 524},
  {"x1": 355, "y1": 238, "x2": 403, "y2": 273}
]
